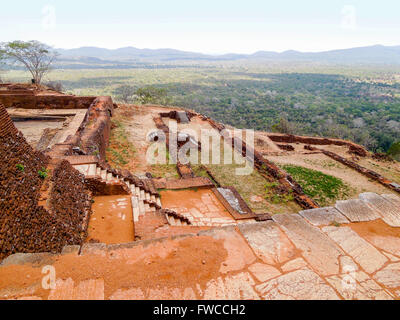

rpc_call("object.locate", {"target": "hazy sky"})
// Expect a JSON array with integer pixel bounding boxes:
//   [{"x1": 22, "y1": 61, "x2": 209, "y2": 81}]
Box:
[{"x1": 1, "y1": 0, "x2": 399, "y2": 54}]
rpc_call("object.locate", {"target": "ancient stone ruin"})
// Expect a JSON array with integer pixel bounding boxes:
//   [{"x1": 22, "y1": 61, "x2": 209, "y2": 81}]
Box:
[{"x1": 1, "y1": 84, "x2": 400, "y2": 300}]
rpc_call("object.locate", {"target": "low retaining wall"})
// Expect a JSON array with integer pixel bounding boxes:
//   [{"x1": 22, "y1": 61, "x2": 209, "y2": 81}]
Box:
[
  {"x1": 212, "y1": 187, "x2": 258, "y2": 220},
  {"x1": 0, "y1": 92, "x2": 96, "y2": 109},
  {"x1": 47, "y1": 96, "x2": 113, "y2": 161},
  {"x1": 268, "y1": 133, "x2": 368, "y2": 157},
  {"x1": 313, "y1": 147, "x2": 400, "y2": 194}
]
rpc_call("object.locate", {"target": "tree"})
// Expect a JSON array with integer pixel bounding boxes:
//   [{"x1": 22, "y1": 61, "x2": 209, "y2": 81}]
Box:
[
  {"x1": 0, "y1": 50, "x2": 6, "y2": 82},
  {"x1": 271, "y1": 116, "x2": 297, "y2": 135},
  {"x1": 135, "y1": 86, "x2": 171, "y2": 105},
  {"x1": 0, "y1": 41, "x2": 58, "y2": 84},
  {"x1": 388, "y1": 141, "x2": 400, "y2": 161},
  {"x1": 113, "y1": 85, "x2": 136, "y2": 104}
]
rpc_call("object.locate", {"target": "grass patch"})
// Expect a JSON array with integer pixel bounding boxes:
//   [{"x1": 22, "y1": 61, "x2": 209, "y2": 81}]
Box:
[
  {"x1": 106, "y1": 119, "x2": 137, "y2": 169},
  {"x1": 282, "y1": 164, "x2": 351, "y2": 206}
]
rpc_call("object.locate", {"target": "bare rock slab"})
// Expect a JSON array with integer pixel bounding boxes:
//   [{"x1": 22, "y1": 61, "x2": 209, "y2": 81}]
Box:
[
  {"x1": 327, "y1": 271, "x2": 393, "y2": 300},
  {"x1": 381, "y1": 194, "x2": 400, "y2": 209},
  {"x1": 359, "y1": 193, "x2": 400, "y2": 227},
  {"x1": 203, "y1": 272, "x2": 260, "y2": 300},
  {"x1": 248, "y1": 263, "x2": 281, "y2": 282},
  {"x1": 299, "y1": 207, "x2": 349, "y2": 226},
  {"x1": 273, "y1": 214, "x2": 343, "y2": 276},
  {"x1": 323, "y1": 226, "x2": 387, "y2": 274},
  {"x1": 374, "y1": 262, "x2": 400, "y2": 290},
  {"x1": 335, "y1": 199, "x2": 380, "y2": 222},
  {"x1": 255, "y1": 269, "x2": 339, "y2": 300},
  {"x1": 238, "y1": 221, "x2": 297, "y2": 265}
]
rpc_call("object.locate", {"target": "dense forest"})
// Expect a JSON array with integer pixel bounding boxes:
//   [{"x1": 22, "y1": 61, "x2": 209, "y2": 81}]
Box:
[{"x1": 3, "y1": 64, "x2": 400, "y2": 153}]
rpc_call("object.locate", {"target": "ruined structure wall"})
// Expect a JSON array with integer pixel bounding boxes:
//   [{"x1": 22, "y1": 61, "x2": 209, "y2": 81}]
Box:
[
  {"x1": 78, "y1": 97, "x2": 113, "y2": 160},
  {"x1": 267, "y1": 133, "x2": 368, "y2": 156},
  {"x1": 0, "y1": 104, "x2": 91, "y2": 260},
  {"x1": 0, "y1": 93, "x2": 96, "y2": 109}
]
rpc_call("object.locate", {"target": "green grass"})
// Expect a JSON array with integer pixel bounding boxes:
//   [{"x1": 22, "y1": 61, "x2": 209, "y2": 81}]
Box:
[
  {"x1": 106, "y1": 119, "x2": 137, "y2": 169},
  {"x1": 282, "y1": 164, "x2": 351, "y2": 207},
  {"x1": 38, "y1": 168, "x2": 48, "y2": 179}
]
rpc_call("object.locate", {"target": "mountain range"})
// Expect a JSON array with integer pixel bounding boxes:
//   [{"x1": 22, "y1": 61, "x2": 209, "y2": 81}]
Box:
[{"x1": 55, "y1": 44, "x2": 400, "y2": 66}]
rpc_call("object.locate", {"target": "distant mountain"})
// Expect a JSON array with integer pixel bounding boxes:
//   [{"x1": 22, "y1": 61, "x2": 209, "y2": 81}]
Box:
[{"x1": 55, "y1": 45, "x2": 400, "y2": 66}]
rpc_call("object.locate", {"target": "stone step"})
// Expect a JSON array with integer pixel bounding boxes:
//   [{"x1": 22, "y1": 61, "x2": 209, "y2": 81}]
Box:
[
  {"x1": 299, "y1": 207, "x2": 349, "y2": 227},
  {"x1": 322, "y1": 226, "x2": 388, "y2": 274},
  {"x1": 382, "y1": 194, "x2": 400, "y2": 209},
  {"x1": 96, "y1": 166, "x2": 101, "y2": 176},
  {"x1": 156, "y1": 197, "x2": 162, "y2": 207},
  {"x1": 131, "y1": 196, "x2": 140, "y2": 222},
  {"x1": 151, "y1": 195, "x2": 156, "y2": 202},
  {"x1": 359, "y1": 193, "x2": 400, "y2": 227},
  {"x1": 100, "y1": 169, "x2": 107, "y2": 180},
  {"x1": 87, "y1": 164, "x2": 97, "y2": 176},
  {"x1": 145, "y1": 193, "x2": 151, "y2": 201},
  {"x1": 138, "y1": 199, "x2": 145, "y2": 216},
  {"x1": 273, "y1": 214, "x2": 344, "y2": 276},
  {"x1": 106, "y1": 172, "x2": 113, "y2": 182},
  {"x1": 335, "y1": 199, "x2": 380, "y2": 222},
  {"x1": 74, "y1": 164, "x2": 90, "y2": 176},
  {"x1": 238, "y1": 221, "x2": 297, "y2": 265}
]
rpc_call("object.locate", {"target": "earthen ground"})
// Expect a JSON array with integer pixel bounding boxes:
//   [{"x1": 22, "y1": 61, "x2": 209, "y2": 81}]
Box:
[
  {"x1": 87, "y1": 196, "x2": 134, "y2": 244},
  {"x1": 267, "y1": 152, "x2": 397, "y2": 202}
]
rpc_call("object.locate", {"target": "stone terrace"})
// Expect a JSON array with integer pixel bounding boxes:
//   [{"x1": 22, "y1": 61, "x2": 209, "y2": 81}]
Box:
[{"x1": 1, "y1": 192, "x2": 400, "y2": 300}]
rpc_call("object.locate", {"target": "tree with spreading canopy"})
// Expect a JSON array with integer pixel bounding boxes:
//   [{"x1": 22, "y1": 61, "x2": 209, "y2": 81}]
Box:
[
  {"x1": 113, "y1": 85, "x2": 136, "y2": 104},
  {"x1": 135, "y1": 86, "x2": 171, "y2": 105},
  {"x1": 0, "y1": 40, "x2": 58, "y2": 84}
]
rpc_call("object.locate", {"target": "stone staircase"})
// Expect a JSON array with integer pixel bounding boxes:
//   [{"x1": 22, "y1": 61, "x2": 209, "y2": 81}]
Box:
[
  {"x1": 72, "y1": 162, "x2": 162, "y2": 222},
  {"x1": 160, "y1": 209, "x2": 192, "y2": 227}
]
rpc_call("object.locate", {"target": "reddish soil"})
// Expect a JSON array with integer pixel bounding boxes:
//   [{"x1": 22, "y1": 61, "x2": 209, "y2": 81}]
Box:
[
  {"x1": 87, "y1": 196, "x2": 134, "y2": 244},
  {"x1": 349, "y1": 219, "x2": 400, "y2": 239},
  {"x1": 0, "y1": 235, "x2": 228, "y2": 300}
]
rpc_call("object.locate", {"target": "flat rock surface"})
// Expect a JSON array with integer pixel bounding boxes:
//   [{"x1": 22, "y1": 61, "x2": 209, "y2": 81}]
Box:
[
  {"x1": 238, "y1": 221, "x2": 297, "y2": 265},
  {"x1": 359, "y1": 193, "x2": 400, "y2": 227},
  {"x1": 374, "y1": 262, "x2": 400, "y2": 290},
  {"x1": 255, "y1": 269, "x2": 339, "y2": 300},
  {"x1": 1, "y1": 194, "x2": 399, "y2": 300},
  {"x1": 335, "y1": 199, "x2": 380, "y2": 222},
  {"x1": 299, "y1": 207, "x2": 349, "y2": 226},
  {"x1": 326, "y1": 271, "x2": 393, "y2": 300},
  {"x1": 322, "y1": 226, "x2": 387, "y2": 274},
  {"x1": 273, "y1": 214, "x2": 343, "y2": 276},
  {"x1": 381, "y1": 194, "x2": 400, "y2": 209}
]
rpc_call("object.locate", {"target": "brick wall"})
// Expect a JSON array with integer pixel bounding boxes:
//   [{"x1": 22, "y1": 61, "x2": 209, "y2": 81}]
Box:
[
  {"x1": 0, "y1": 104, "x2": 92, "y2": 260},
  {"x1": 78, "y1": 97, "x2": 113, "y2": 160},
  {"x1": 0, "y1": 93, "x2": 96, "y2": 109}
]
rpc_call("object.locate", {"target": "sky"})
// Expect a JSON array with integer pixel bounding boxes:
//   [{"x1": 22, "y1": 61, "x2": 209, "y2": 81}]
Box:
[{"x1": 1, "y1": 0, "x2": 400, "y2": 54}]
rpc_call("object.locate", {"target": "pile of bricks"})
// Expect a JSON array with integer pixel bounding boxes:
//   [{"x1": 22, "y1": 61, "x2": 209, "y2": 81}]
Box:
[
  {"x1": 0, "y1": 104, "x2": 91, "y2": 260},
  {"x1": 49, "y1": 160, "x2": 92, "y2": 235}
]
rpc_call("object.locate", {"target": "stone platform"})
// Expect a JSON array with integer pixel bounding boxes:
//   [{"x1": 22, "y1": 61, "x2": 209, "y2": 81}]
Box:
[{"x1": 1, "y1": 192, "x2": 400, "y2": 300}]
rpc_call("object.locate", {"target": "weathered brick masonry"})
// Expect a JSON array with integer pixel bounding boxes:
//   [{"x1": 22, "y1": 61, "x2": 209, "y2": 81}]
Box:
[
  {"x1": 268, "y1": 133, "x2": 368, "y2": 157},
  {"x1": 0, "y1": 104, "x2": 92, "y2": 260}
]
